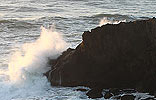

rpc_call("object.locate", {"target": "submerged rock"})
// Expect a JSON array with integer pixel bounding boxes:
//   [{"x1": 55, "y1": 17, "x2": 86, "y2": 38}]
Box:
[
  {"x1": 76, "y1": 88, "x2": 88, "y2": 92},
  {"x1": 104, "y1": 91, "x2": 113, "y2": 99},
  {"x1": 86, "y1": 88, "x2": 103, "y2": 99},
  {"x1": 109, "y1": 88, "x2": 122, "y2": 95},
  {"x1": 121, "y1": 94, "x2": 135, "y2": 100},
  {"x1": 46, "y1": 18, "x2": 156, "y2": 94}
]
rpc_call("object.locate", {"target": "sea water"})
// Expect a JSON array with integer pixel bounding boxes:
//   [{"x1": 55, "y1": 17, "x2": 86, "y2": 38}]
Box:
[{"x1": 0, "y1": 0, "x2": 156, "y2": 100}]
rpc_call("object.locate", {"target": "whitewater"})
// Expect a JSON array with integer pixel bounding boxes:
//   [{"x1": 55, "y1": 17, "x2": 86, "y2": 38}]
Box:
[
  {"x1": 0, "y1": 17, "x2": 119, "y2": 100},
  {"x1": 0, "y1": 17, "x2": 153, "y2": 100},
  {"x1": 0, "y1": 26, "x2": 68, "y2": 100}
]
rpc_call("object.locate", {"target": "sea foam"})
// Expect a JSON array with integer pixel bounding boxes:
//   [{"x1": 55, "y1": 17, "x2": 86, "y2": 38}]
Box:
[
  {"x1": 99, "y1": 17, "x2": 126, "y2": 26},
  {"x1": 0, "y1": 26, "x2": 68, "y2": 100}
]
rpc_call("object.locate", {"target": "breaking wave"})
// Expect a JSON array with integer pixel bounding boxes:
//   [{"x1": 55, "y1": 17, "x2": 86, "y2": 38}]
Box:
[
  {"x1": 99, "y1": 17, "x2": 126, "y2": 26},
  {"x1": 0, "y1": 26, "x2": 68, "y2": 100}
]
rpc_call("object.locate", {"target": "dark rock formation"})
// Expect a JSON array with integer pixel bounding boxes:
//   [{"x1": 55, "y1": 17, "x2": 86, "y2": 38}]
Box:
[
  {"x1": 109, "y1": 88, "x2": 122, "y2": 95},
  {"x1": 76, "y1": 88, "x2": 88, "y2": 92},
  {"x1": 86, "y1": 88, "x2": 103, "y2": 99},
  {"x1": 104, "y1": 91, "x2": 113, "y2": 99},
  {"x1": 121, "y1": 94, "x2": 135, "y2": 100},
  {"x1": 46, "y1": 18, "x2": 156, "y2": 94}
]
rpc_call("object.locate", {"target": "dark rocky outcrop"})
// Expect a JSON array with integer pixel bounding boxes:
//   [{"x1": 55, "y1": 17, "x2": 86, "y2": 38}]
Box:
[
  {"x1": 46, "y1": 18, "x2": 156, "y2": 95},
  {"x1": 109, "y1": 88, "x2": 122, "y2": 95},
  {"x1": 86, "y1": 88, "x2": 103, "y2": 99},
  {"x1": 76, "y1": 88, "x2": 88, "y2": 92},
  {"x1": 121, "y1": 94, "x2": 135, "y2": 100},
  {"x1": 104, "y1": 91, "x2": 113, "y2": 99}
]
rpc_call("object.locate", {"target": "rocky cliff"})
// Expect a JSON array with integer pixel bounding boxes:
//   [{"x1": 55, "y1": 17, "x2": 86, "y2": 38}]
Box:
[{"x1": 46, "y1": 18, "x2": 156, "y2": 94}]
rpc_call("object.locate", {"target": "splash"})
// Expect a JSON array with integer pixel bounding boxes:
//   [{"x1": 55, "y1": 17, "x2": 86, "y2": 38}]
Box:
[
  {"x1": 0, "y1": 26, "x2": 69, "y2": 100},
  {"x1": 8, "y1": 26, "x2": 68, "y2": 84},
  {"x1": 99, "y1": 17, "x2": 126, "y2": 26}
]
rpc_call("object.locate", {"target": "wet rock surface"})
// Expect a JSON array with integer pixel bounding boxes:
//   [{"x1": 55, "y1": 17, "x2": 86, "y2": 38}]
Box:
[
  {"x1": 46, "y1": 18, "x2": 156, "y2": 99},
  {"x1": 76, "y1": 88, "x2": 88, "y2": 92},
  {"x1": 86, "y1": 88, "x2": 103, "y2": 99},
  {"x1": 121, "y1": 94, "x2": 135, "y2": 100},
  {"x1": 104, "y1": 91, "x2": 113, "y2": 99}
]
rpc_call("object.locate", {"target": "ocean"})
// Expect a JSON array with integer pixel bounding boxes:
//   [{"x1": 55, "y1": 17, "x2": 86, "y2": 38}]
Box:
[{"x1": 0, "y1": 0, "x2": 156, "y2": 100}]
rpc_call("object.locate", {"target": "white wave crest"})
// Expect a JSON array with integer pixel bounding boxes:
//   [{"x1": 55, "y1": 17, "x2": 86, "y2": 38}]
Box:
[{"x1": 99, "y1": 17, "x2": 126, "y2": 26}]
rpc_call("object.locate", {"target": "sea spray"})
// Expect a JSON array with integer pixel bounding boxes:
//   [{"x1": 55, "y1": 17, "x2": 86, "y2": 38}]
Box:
[
  {"x1": 0, "y1": 26, "x2": 68, "y2": 100},
  {"x1": 8, "y1": 26, "x2": 68, "y2": 83},
  {"x1": 99, "y1": 17, "x2": 126, "y2": 26}
]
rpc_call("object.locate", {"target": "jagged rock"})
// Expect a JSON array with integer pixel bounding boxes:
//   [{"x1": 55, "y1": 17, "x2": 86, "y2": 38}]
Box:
[
  {"x1": 104, "y1": 92, "x2": 113, "y2": 99},
  {"x1": 109, "y1": 88, "x2": 121, "y2": 95},
  {"x1": 86, "y1": 88, "x2": 103, "y2": 99},
  {"x1": 46, "y1": 18, "x2": 156, "y2": 94},
  {"x1": 121, "y1": 94, "x2": 135, "y2": 100}
]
